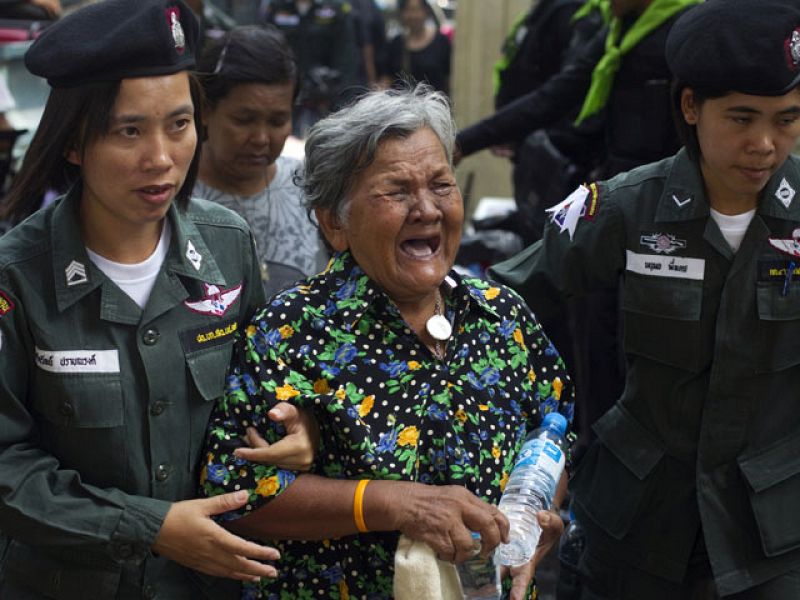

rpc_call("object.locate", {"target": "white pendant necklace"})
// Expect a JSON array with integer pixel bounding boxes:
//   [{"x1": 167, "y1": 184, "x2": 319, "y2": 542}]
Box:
[{"x1": 426, "y1": 290, "x2": 452, "y2": 342}]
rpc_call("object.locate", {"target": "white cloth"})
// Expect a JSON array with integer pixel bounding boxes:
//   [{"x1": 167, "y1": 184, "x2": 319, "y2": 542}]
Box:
[
  {"x1": 393, "y1": 534, "x2": 464, "y2": 600},
  {"x1": 709, "y1": 207, "x2": 755, "y2": 253}
]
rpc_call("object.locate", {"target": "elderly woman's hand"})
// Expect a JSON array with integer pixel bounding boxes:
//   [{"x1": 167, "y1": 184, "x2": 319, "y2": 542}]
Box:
[
  {"x1": 387, "y1": 483, "x2": 510, "y2": 564},
  {"x1": 233, "y1": 402, "x2": 319, "y2": 471},
  {"x1": 500, "y1": 509, "x2": 564, "y2": 600}
]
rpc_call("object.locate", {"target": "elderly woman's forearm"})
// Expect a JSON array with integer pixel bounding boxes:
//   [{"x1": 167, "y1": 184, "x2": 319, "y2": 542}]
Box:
[{"x1": 225, "y1": 476, "x2": 402, "y2": 541}]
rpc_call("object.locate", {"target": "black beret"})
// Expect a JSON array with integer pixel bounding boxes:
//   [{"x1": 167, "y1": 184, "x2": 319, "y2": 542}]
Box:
[
  {"x1": 25, "y1": 0, "x2": 199, "y2": 88},
  {"x1": 666, "y1": 0, "x2": 800, "y2": 96}
]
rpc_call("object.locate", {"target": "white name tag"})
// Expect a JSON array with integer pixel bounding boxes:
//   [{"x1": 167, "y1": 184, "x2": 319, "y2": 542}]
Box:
[
  {"x1": 35, "y1": 347, "x2": 120, "y2": 373},
  {"x1": 625, "y1": 250, "x2": 705, "y2": 280}
]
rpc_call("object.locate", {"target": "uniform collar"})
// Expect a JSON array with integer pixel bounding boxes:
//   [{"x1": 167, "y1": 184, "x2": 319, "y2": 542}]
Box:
[
  {"x1": 755, "y1": 155, "x2": 800, "y2": 221},
  {"x1": 51, "y1": 187, "x2": 226, "y2": 313},
  {"x1": 656, "y1": 149, "x2": 800, "y2": 223},
  {"x1": 655, "y1": 148, "x2": 710, "y2": 223},
  {"x1": 51, "y1": 186, "x2": 103, "y2": 313},
  {"x1": 163, "y1": 202, "x2": 227, "y2": 286}
]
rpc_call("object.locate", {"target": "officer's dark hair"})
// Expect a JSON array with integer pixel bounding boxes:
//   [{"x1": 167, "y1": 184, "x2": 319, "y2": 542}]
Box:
[
  {"x1": 397, "y1": 0, "x2": 436, "y2": 19},
  {"x1": 0, "y1": 74, "x2": 204, "y2": 224},
  {"x1": 670, "y1": 79, "x2": 728, "y2": 162},
  {"x1": 196, "y1": 25, "x2": 299, "y2": 109}
]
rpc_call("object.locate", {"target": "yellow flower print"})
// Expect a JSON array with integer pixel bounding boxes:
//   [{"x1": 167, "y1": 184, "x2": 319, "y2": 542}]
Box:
[
  {"x1": 553, "y1": 377, "x2": 564, "y2": 400},
  {"x1": 323, "y1": 539, "x2": 331, "y2": 548},
  {"x1": 313, "y1": 378, "x2": 331, "y2": 394},
  {"x1": 499, "y1": 471, "x2": 509, "y2": 492},
  {"x1": 492, "y1": 446, "x2": 501, "y2": 459},
  {"x1": 483, "y1": 287, "x2": 500, "y2": 300},
  {"x1": 279, "y1": 325, "x2": 294, "y2": 339},
  {"x1": 358, "y1": 395, "x2": 375, "y2": 417},
  {"x1": 455, "y1": 409, "x2": 467, "y2": 423},
  {"x1": 246, "y1": 324, "x2": 256, "y2": 337},
  {"x1": 478, "y1": 404, "x2": 489, "y2": 411},
  {"x1": 528, "y1": 369, "x2": 537, "y2": 383},
  {"x1": 199, "y1": 465, "x2": 207, "y2": 486},
  {"x1": 275, "y1": 384, "x2": 300, "y2": 401},
  {"x1": 339, "y1": 580, "x2": 349, "y2": 600},
  {"x1": 335, "y1": 388, "x2": 347, "y2": 401},
  {"x1": 513, "y1": 328, "x2": 524, "y2": 347},
  {"x1": 397, "y1": 426, "x2": 420, "y2": 447},
  {"x1": 407, "y1": 360, "x2": 421, "y2": 370},
  {"x1": 255, "y1": 475, "x2": 280, "y2": 497}
]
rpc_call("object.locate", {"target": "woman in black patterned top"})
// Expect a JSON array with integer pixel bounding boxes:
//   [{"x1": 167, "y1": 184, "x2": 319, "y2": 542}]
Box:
[{"x1": 200, "y1": 85, "x2": 574, "y2": 599}]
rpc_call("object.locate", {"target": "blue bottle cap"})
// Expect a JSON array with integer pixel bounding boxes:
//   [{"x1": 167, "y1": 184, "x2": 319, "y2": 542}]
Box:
[{"x1": 542, "y1": 412, "x2": 567, "y2": 436}]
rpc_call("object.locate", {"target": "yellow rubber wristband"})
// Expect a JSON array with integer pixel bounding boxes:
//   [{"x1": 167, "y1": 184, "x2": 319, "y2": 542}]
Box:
[{"x1": 353, "y1": 479, "x2": 370, "y2": 533}]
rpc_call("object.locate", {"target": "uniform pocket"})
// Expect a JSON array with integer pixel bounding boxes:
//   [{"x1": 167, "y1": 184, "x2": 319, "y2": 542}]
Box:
[
  {"x1": 31, "y1": 374, "x2": 126, "y2": 488},
  {"x1": 572, "y1": 404, "x2": 665, "y2": 540},
  {"x1": 738, "y1": 431, "x2": 800, "y2": 556},
  {"x1": 622, "y1": 273, "x2": 706, "y2": 372},
  {"x1": 186, "y1": 341, "x2": 235, "y2": 402},
  {"x1": 185, "y1": 341, "x2": 236, "y2": 473},
  {"x1": 755, "y1": 281, "x2": 800, "y2": 372},
  {"x1": 32, "y1": 374, "x2": 123, "y2": 428}
]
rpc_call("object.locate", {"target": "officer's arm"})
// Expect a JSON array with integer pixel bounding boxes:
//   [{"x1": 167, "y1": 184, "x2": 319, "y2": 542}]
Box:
[{"x1": 456, "y1": 26, "x2": 607, "y2": 158}]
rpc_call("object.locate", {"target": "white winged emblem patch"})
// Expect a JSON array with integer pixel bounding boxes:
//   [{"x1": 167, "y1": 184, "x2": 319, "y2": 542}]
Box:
[{"x1": 184, "y1": 282, "x2": 243, "y2": 317}]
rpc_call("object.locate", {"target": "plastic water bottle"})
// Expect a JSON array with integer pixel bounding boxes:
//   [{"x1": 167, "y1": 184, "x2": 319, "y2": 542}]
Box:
[
  {"x1": 556, "y1": 507, "x2": 585, "y2": 600},
  {"x1": 496, "y1": 412, "x2": 567, "y2": 567},
  {"x1": 457, "y1": 532, "x2": 501, "y2": 600}
]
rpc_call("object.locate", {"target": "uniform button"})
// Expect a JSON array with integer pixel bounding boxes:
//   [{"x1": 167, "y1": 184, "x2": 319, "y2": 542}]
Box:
[
  {"x1": 115, "y1": 543, "x2": 134, "y2": 559},
  {"x1": 143, "y1": 584, "x2": 156, "y2": 599},
  {"x1": 150, "y1": 402, "x2": 165, "y2": 416},
  {"x1": 59, "y1": 401, "x2": 74, "y2": 417},
  {"x1": 155, "y1": 464, "x2": 171, "y2": 482},
  {"x1": 142, "y1": 329, "x2": 160, "y2": 346}
]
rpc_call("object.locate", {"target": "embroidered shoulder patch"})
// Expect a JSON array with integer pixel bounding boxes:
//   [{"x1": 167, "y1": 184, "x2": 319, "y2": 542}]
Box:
[
  {"x1": 584, "y1": 183, "x2": 600, "y2": 220},
  {"x1": 0, "y1": 291, "x2": 14, "y2": 316}
]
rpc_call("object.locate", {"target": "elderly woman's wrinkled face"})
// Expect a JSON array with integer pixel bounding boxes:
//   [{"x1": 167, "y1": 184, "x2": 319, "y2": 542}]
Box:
[{"x1": 320, "y1": 127, "x2": 463, "y2": 306}]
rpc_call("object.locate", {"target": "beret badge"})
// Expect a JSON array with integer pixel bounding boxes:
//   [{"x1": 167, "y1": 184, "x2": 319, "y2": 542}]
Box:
[
  {"x1": 787, "y1": 28, "x2": 800, "y2": 72},
  {"x1": 166, "y1": 6, "x2": 186, "y2": 55}
]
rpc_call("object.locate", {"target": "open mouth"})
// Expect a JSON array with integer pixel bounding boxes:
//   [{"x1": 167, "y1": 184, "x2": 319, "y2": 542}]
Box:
[
  {"x1": 400, "y1": 235, "x2": 441, "y2": 258},
  {"x1": 137, "y1": 184, "x2": 174, "y2": 204}
]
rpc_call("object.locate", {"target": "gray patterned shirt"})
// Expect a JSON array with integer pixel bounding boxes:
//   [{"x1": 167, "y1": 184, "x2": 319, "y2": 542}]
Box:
[{"x1": 194, "y1": 155, "x2": 328, "y2": 300}]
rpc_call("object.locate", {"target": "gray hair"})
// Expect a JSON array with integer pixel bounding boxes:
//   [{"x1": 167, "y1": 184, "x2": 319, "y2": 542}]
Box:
[{"x1": 302, "y1": 83, "x2": 456, "y2": 222}]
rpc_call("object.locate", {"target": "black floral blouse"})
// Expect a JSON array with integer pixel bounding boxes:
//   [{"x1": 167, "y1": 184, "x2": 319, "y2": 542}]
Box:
[{"x1": 200, "y1": 251, "x2": 574, "y2": 599}]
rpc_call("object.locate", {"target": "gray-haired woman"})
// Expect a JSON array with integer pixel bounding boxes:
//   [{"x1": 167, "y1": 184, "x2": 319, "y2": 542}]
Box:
[{"x1": 200, "y1": 84, "x2": 574, "y2": 599}]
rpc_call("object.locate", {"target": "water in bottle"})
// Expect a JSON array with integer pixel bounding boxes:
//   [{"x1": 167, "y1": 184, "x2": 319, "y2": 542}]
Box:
[
  {"x1": 457, "y1": 532, "x2": 501, "y2": 600},
  {"x1": 496, "y1": 412, "x2": 567, "y2": 567},
  {"x1": 556, "y1": 506, "x2": 585, "y2": 600}
]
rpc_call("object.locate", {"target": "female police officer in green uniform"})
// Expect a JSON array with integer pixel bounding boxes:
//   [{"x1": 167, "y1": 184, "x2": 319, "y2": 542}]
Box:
[
  {"x1": 491, "y1": 0, "x2": 800, "y2": 597},
  {"x1": 0, "y1": 1, "x2": 319, "y2": 597}
]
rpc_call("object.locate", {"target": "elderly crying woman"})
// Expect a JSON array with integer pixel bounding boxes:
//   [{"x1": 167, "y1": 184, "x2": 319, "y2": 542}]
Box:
[{"x1": 200, "y1": 84, "x2": 574, "y2": 599}]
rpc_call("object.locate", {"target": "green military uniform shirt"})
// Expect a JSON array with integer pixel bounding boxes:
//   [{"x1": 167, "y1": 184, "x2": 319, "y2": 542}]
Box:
[
  {"x1": 0, "y1": 186, "x2": 265, "y2": 599},
  {"x1": 491, "y1": 149, "x2": 800, "y2": 595}
]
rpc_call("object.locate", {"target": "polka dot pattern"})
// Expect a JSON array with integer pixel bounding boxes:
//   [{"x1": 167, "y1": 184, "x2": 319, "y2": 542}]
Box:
[{"x1": 200, "y1": 252, "x2": 574, "y2": 598}]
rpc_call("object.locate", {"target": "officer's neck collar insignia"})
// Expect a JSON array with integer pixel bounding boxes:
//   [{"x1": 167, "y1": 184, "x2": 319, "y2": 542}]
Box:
[
  {"x1": 776, "y1": 178, "x2": 796, "y2": 208},
  {"x1": 166, "y1": 6, "x2": 186, "y2": 55},
  {"x1": 65, "y1": 260, "x2": 88, "y2": 287},
  {"x1": 672, "y1": 194, "x2": 692, "y2": 208},
  {"x1": 769, "y1": 227, "x2": 800, "y2": 258},
  {"x1": 186, "y1": 240, "x2": 202, "y2": 271},
  {"x1": 786, "y1": 28, "x2": 800, "y2": 71}
]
